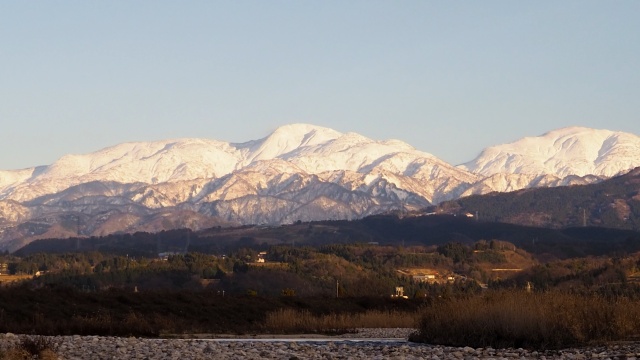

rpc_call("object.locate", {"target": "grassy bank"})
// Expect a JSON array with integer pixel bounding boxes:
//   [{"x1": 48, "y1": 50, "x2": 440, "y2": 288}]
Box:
[{"x1": 410, "y1": 290, "x2": 640, "y2": 349}]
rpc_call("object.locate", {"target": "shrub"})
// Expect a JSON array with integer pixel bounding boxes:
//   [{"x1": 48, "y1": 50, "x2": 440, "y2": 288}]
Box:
[
  {"x1": 264, "y1": 308, "x2": 416, "y2": 334},
  {"x1": 0, "y1": 336, "x2": 58, "y2": 360},
  {"x1": 410, "y1": 290, "x2": 640, "y2": 349}
]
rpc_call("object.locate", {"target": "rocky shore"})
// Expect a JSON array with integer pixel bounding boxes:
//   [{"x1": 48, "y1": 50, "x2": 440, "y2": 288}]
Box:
[{"x1": 3, "y1": 330, "x2": 640, "y2": 359}]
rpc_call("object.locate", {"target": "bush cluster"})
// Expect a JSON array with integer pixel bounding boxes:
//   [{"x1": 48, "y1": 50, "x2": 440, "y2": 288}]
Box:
[
  {"x1": 0, "y1": 284, "x2": 426, "y2": 337},
  {"x1": 0, "y1": 336, "x2": 58, "y2": 360},
  {"x1": 264, "y1": 308, "x2": 416, "y2": 334},
  {"x1": 410, "y1": 290, "x2": 640, "y2": 349}
]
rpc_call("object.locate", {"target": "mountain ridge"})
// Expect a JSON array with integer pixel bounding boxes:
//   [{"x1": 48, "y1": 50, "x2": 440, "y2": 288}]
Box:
[
  {"x1": 436, "y1": 166, "x2": 640, "y2": 231},
  {"x1": 1, "y1": 123, "x2": 639, "y2": 251},
  {"x1": 460, "y1": 126, "x2": 640, "y2": 177}
]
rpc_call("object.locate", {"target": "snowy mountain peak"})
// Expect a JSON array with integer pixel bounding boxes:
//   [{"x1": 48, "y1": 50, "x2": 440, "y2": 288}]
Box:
[
  {"x1": 242, "y1": 123, "x2": 343, "y2": 162},
  {"x1": 0, "y1": 123, "x2": 470, "y2": 203},
  {"x1": 461, "y1": 127, "x2": 640, "y2": 177},
  {"x1": 543, "y1": 126, "x2": 598, "y2": 137},
  {"x1": 2, "y1": 123, "x2": 640, "y2": 250},
  {"x1": 270, "y1": 123, "x2": 342, "y2": 139}
]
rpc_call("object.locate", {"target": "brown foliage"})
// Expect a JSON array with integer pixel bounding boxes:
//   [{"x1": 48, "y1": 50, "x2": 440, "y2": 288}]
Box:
[
  {"x1": 0, "y1": 336, "x2": 58, "y2": 360},
  {"x1": 411, "y1": 290, "x2": 640, "y2": 349},
  {"x1": 264, "y1": 308, "x2": 417, "y2": 334}
]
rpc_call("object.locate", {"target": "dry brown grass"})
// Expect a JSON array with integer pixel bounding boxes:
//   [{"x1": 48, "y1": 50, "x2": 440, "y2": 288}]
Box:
[
  {"x1": 0, "y1": 336, "x2": 59, "y2": 360},
  {"x1": 264, "y1": 308, "x2": 417, "y2": 333},
  {"x1": 0, "y1": 348, "x2": 30, "y2": 360},
  {"x1": 411, "y1": 290, "x2": 640, "y2": 349},
  {"x1": 1, "y1": 349, "x2": 57, "y2": 360}
]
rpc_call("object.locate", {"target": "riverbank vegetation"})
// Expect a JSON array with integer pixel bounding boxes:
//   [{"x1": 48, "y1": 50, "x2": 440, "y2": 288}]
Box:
[
  {"x1": 0, "y1": 284, "x2": 424, "y2": 337},
  {"x1": 410, "y1": 290, "x2": 640, "y2": 349},
  {"x1": 4, "y1": 236, "x2": 640, "y2": 349},
  {"x1": 264, "y1": 308, "x2": 416, "y2": 334}
]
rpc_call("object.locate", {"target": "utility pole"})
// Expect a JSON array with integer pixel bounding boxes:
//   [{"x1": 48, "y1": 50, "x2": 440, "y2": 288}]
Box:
[{"x1": 75, "y1": 214, "x2": 81, "y2": 251}]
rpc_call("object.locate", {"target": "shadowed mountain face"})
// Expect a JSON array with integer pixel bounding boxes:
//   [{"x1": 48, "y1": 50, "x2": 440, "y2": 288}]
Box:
[
  {"x1": 437, "y1": 167, "x2": 640, "y2": 231},
  {"x1": 1, "y1": 124, "x2": 639, "y2": 251}
]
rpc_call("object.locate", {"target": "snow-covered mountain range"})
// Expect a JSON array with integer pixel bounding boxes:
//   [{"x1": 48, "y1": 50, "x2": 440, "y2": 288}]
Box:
[
  {"x1": 1, "y1": 124, "x2": 639, "y2": 251},
  {"x1": 460, "y1": 127, "x2": 640, "y2": 178}
]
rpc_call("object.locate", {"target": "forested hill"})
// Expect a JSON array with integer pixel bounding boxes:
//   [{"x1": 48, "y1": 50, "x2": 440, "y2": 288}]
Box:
[
  {"x1": 437, "y1": 167, "x2": 640, "y2": 230},
  {"x1": 16, "y1": 212, "x2": 640, "y2": 260}
]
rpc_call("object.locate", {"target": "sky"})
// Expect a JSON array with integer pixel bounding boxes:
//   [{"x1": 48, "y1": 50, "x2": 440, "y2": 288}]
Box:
[{"x1": 1, "y1": 1, "x2": 639, "y2": 170}]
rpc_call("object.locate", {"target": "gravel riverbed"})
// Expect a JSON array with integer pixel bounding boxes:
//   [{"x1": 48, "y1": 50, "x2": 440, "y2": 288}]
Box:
[{"x1": 3, "y1": 330, "x2": 640, "y2": 359}]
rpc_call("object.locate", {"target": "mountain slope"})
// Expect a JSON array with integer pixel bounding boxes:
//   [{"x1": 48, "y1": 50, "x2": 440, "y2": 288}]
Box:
[
  {"x1": 460, "y1": 127, "x2": 640, "y2": 178},
  {"x1": 0, "y1": 124, "x2": 478, "y2": 251},
  {"x1": 1, "y1": 124, "x2": 639, "y2": 251},
  {"x1": 437, "y1": 167, "x2": 640, "y2": 230},
  {"x1": 0, "y1": 124, "x2": 476, "y2": 203}
]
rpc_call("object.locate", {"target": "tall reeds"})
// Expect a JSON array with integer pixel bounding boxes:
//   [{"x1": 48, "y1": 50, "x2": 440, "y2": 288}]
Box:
[
  {"x1": 410, "y1": 290, "x2": 640, "y2": 349},
  {"x1": 264, "y1": 308, "x2": 417, "y2": 333}
]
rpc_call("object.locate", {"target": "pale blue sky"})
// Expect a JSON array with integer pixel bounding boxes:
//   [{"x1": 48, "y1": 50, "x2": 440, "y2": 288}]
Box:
[{"x1": 1, "y1": 1, "x2": 638, "y2": 170}]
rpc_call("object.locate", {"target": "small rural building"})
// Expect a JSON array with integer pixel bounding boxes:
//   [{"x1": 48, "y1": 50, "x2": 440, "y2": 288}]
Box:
[{"x1": 391, "y1": 286, "x2": 408, "y2": 299}]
